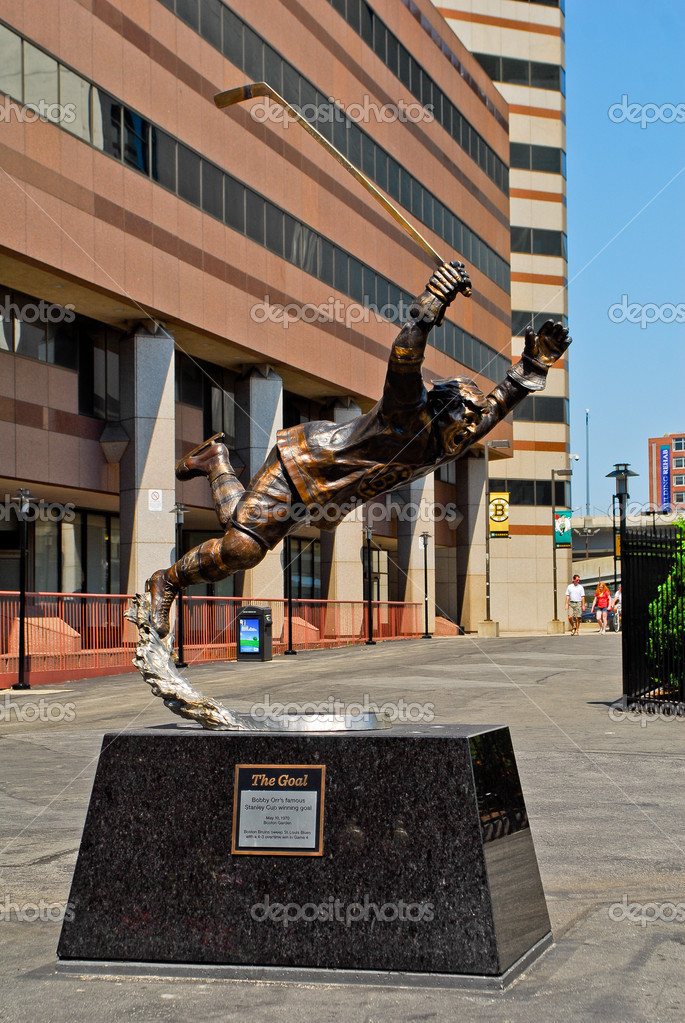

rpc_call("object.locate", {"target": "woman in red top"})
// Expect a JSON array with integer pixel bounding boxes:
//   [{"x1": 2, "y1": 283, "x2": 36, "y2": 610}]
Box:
[{"x1": 591, "y1": 582, "x2": 612, "y2": 634}]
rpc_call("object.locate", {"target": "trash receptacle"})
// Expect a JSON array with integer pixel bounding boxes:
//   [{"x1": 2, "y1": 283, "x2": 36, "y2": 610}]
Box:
[{"x1": 236, "y1": 605, "x2": 273, "y2": 662}]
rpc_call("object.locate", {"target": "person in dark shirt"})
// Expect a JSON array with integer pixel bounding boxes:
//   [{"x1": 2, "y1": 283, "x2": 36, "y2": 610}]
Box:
[{"x1": 148, "y1": 260, "x2": 570, "y2": 636}]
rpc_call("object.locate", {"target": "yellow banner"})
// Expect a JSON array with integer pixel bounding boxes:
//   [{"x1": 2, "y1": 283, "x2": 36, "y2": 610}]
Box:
[{"x1": 489, "y1": 492, "x2": 510, "y2": 537}]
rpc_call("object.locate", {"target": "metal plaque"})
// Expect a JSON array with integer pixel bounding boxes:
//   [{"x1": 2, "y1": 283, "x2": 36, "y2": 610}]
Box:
[{"x1": 231, "y1": 764, "x2": 325, "y2": 856}]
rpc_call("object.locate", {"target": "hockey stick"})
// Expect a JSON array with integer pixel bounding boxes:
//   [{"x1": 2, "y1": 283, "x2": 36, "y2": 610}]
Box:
[{"x1": 215, "y1": 81, "x2": 470, "y2": 288}]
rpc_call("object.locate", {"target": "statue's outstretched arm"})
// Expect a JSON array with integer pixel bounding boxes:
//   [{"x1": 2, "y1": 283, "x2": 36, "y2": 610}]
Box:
[
  {"x1": 381, "y1": 261, "x2": 471, "y2": 409},
  {"x1": 475, "y1": 320, "x2": 571, "y2": 440}
]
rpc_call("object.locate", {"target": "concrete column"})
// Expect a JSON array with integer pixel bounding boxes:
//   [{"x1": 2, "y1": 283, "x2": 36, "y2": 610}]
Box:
[
  {"x1": 320, "y1": 399, "x2": 365, "y2": 604},
  {"x1": 234, "y1": 365, "x2": 283, "y2": 600},
  {"x1": 454, "y1": 455, "x2": 486, "y2": 633},
  {"x1": 394, "y1": 474, "x2": 436, "y2": 633},
  {"x1": 119, "y1": 323, "x2": 176, "y2": 595}
]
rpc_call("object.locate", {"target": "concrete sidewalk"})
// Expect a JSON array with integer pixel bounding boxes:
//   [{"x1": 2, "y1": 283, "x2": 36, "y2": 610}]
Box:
[{"x1": 1, "y1": 632, "x2": 683, "y2": 1022}]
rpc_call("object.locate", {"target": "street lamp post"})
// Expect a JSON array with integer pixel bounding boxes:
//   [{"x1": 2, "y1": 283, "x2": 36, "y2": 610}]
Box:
[
  {"x1": 420, "y1": 532, "x2": 431, "y2": 639},
  {"x1": 12, "y1": 488, "x2": 33, "y2": 691},
  {"x1": 483, "y1": 440, "x2": 510, "y2": 625},
  {"x1": 606, "y1": 462, "x2": 638, "y2": 584},
  {"x1": 172, "y1": 503, "x2": 187, "y2": 668},
  {"x1": 551, "y1": 468, "x2": 573, "y2": 623},
  {"x1": 364, "y1": 526, "x2": 375, "y2": 645}
]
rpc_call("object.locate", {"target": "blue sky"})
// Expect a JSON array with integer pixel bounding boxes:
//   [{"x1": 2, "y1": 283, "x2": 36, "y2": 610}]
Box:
[{"x1": 565, "y1": 0, "x2": 685, "y2": 514}]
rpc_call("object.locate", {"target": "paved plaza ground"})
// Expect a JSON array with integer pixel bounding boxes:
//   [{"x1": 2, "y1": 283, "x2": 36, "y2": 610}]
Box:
[{"x1": 1, "y1": 631, "x2": 683, "y2": 1022}]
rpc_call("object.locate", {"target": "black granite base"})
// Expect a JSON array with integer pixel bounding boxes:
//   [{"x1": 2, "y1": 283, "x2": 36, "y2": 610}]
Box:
[{"x1": 57, "y1": 724, "x2": 551, "y2": 978}]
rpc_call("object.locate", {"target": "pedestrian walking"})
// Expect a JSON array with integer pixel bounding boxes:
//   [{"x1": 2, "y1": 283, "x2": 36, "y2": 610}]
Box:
[
  {"x1": 564, "y1": 574, "x2": 585, "y2": 636},
  {"x1": 592, "y1": 582, "x2": 612, "y2": 633}
]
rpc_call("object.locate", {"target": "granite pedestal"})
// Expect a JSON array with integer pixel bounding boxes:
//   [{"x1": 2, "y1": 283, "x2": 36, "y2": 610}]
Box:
[{"x1": 57, "y1": 724, "x2": 551, "y2": 985}]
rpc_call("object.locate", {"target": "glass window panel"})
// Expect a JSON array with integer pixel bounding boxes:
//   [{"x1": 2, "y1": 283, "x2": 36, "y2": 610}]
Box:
[
  {"x1": 386, "y1": 33, "x2": 399, "y2": 76},
  {"x1": 360, "y1": 2, "x2": 374, "y2": 46},
  {"x1": 536, "y1": 480, "x2": 552, "y2": 506},
  {"x1": 501, "y1": 57, "x2": 529, "y2": 86},
  {"x1": 177, "y1": 144, "x2": 201, "y2": 205},
  {"x1": 61, "y1": 514, "x2": 83, "y2": 593},
  {"x1": 0, "y1": 289, "x2": 13, "y2": 351},
  {"x1": 23, "y1": 42, "x2": 58, "y2": 109},
  {"x1": 202, "y1": 160, "x2": 223, "y2": 219},
  {"x1": 265, "y1": 202, "x2": 283, "y2": 256},
  {"x1": 347, "y1": 121, "x2": 361, "y2": 166},
  {"x1": 347, "y1": 0, "x2": 361, "y2": 33},
  {"x1": 35, "y1": 520, "x2": 59, "y2": 592},
  {"x1": 224, "y1": 175, "x2": 245, "y2": 232},
  {"x1": 530, "y1": 145, "x2": 560, "y2": 174},
  {"x1": 177, "y1": 0, "x2": 199, "y2": 30},
  {"x1": 123, "y1": 109, "x2": 149, "y2": 173},
  {"x1": 110, "y1": 517, "x2": 120, "y2": 594},
  {"x1": 375, "y1": 277, "x2": 388, "y2": 316},
  {"x1": 475, "y1": 53, "x2": 500, "y2": 80},
  {"x1": 91, "y1": 89, "x2": 122, "y2": 158},
  {"x1": 348, "y1": 258, "x2": 363, "y2": 303},
  {"x1": 320, "y1": 238, "x2": 334, "y2": 286},
  {"x1": 333, "y1": 249, "x2": 348, "y2": 294},
  {"x1": 47, "y1": 316, "x2": 77, "y2": 370},
  {"x1": 531, "y1": 61, "x2": 560, "y2": 91},
  {"x1": 332, "y1": 108, "x2": 347, "y2": 154},
  {"x1": 243, "y1": 27, "x2": 263, "y2": 81},
  {"x1": 200, "y1": 0, "x2": 222, "y2": 48},
  {"x1": 511, "y1": 226, "x2": 532, "y2": 253},
  {"x1": 92, "y1": 334, "x2": 106, "y2": 417},
  {"x1": 86, "y1": 514, "x2": 108, "y2": 594},
  {"x1": 532, "y1": 229, "x2": 562, "y2": 257},
  {"x1": 282, "y1": 62, "x2": 300, "y2": 106},
  {"x1": 263, "y1": 44, "x2": 283, "y2": 94},
  {"x1": 362, "y1": 267, "x2": 376, "y2": 308},
  {"x1": 387, "y1": 157, "x2": 399, "y2": 199},
  {"x1": 0, "y1": 24, "x2": 22, "y2": 101},
  {"x1": 510, "y1": 142, "x2": 531, "y2": 170},
  {"x1": 398, "y1": 46, "x2": 410, "y2": 89},
  {"x1": 283, "y1": 213, "x2": 298, "y2": 263},
  {"x1": 13, "y1": 294, "x2": 47, "y2": 360},
  {"x1": 106, "y1": 332, "x2": 120, "y2": 419},
  {"x1": 299, "y1": 78, "x2": 317, "y2": 120},
  {"x1": 221, "y1": 7, "x2": 243, "y2": 66},
  {"x1": 408, "y1": 56, "x2": 421, "y2": 95},
  {"x1": 59, "y1": 67, "x2": 90, "y2": 141},
  {"x1": 360, "y1": 132, "x2": 374, "y2": 178},
  {"x1": 372, "y1": 18, "x2": 386, "y2": 61},
  {"x1": 150, "y1": 127, "x2": 176, "y2": 191},
  {"x1": 245, "y1": 190, "x2": 265, "y2": 245}
]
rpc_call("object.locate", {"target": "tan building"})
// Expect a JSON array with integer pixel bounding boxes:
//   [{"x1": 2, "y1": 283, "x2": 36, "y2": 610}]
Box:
[
  {"x1": 432, "y1": 0, "x2": 573, "y2": 629},
  {"x1": 0, "y1": 0, "x2": 519, "y2": 636}
]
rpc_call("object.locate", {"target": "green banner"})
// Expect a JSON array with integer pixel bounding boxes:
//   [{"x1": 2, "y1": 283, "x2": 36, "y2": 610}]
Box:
[{"x1": 554, "y1": 509, "x2": 572, "y2": 547}]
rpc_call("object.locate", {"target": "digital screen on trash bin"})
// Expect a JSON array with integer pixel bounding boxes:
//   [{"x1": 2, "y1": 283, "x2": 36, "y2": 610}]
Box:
[{"x1": 239, "y1": 617, "x2": 261, "y2": 654}]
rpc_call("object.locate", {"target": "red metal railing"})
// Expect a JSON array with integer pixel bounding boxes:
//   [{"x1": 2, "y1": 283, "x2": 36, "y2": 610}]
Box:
[{"x1": 0, "y1": 592, "x2": 422, "y2": 686}]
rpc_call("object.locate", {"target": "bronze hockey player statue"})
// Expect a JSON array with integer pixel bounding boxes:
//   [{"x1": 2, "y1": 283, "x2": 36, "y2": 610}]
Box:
[{"x1": 148, "y1": 260, "x2": 570, "y2": 637}]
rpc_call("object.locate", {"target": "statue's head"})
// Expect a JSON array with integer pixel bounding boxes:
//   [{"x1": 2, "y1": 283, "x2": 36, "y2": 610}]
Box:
[{"x1": 426, "y1": 376, "x2": 488, "y2": 456}]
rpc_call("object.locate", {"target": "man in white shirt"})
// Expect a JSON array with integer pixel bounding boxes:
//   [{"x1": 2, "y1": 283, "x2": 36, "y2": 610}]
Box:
[{"x1": 565, "y1": 574, "x2": 586, "y2": 636}]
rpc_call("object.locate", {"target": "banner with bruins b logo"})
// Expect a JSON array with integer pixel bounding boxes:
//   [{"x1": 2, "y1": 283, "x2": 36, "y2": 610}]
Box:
[{"x1": 489, "y1": 492, "x2": 510, "y2": 538}]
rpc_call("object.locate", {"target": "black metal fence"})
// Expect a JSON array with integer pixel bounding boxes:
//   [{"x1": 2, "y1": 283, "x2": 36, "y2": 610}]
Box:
[{"x1": 622, "y1": 524, "x2": 685, "y2": 710}]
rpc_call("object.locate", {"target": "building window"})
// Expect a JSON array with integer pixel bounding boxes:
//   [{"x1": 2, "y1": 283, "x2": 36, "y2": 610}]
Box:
[
  {"x1": 673, "y1": 437, "x2": 685, "y2": 451},
  {"x1": 511, "y1": 227, "x2": 567, "y2": 259},
  {"x1": 512, "y1": 395, "x2": 569, "y2": 424},
  {"x1": 491, "y1": 478, "x2": 570, "y2": 507},
  {"x1": 512, "y1": 311, "x2": 568, "y2": 336},
  {"x1": 78, "y1": 324, "x2": 121, "y2": 419},
  {"x1": 673, "y1": 457, "x2": 685, "y2": 470},
  {"x1": 290, "y1": 538, "x2": 322, "y2": 599},
  {"x1": 673, "y1": 475, "x2": 685, "y2": 487},
  {"x1": 474, "y1": 53, "x2": 565, "y2": 94},
  {"x1": 510, "y1": 143, "x2": 566, "y2": 178},
  {"x1": 149, "y1": 2, "x2": 509, "y2": 286},
  {"x1": 0, "y1": 286, "x2": 79, "y2": 369}
]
